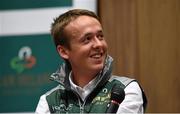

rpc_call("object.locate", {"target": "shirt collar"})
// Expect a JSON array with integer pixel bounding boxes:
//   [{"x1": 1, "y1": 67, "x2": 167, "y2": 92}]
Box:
[{"x1": 69, "y1": 71, "x2": 100, "y2": 101}]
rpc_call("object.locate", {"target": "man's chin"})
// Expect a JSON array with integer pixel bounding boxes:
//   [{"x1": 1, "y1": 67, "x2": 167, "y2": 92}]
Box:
[{"x1": 92, "y1": 64, "x2": 104, "y2": 71}]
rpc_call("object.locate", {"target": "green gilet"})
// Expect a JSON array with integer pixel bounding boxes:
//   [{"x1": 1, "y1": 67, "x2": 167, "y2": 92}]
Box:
[{"x1": 46, "y1": 76, "x2": 129, "y2": 113}]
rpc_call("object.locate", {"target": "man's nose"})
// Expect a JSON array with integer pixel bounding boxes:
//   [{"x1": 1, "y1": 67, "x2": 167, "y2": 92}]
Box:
[{"x1": 92, "y1": 37, "x2": 103, "y2": 48}]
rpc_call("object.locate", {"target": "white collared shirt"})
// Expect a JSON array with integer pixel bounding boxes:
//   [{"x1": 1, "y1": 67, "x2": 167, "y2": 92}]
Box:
[{"x1": 69, "y1": 71, "x2": 100, "y2": 101}]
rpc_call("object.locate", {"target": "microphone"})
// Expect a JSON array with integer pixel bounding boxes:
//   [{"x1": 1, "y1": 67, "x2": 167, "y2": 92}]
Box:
[{"x1": 106, "y1": 84, "x2": 125, "y2": 113}]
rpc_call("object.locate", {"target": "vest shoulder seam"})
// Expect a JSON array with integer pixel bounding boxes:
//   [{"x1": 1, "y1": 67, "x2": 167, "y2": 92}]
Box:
[
  {"x1": 110, "y1": 75, "x2": 136, "y2": 87},
  {"x1": 45, "y1": 84, "x2": 64, "y2": 96}
]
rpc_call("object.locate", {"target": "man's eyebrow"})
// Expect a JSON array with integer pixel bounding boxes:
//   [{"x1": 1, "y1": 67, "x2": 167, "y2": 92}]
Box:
[
  {"x1": 97, "y1": 30, "x2": 103, "y2": 34},
  {"x1": 82, "y1": 32, "x2": 94, "y2": 38},
  {"x1": 81, "y1": 30, "x2": 103, "y2": 38},
  {"x1": 84, "y1": 32, "x2": 92, "y2": 37}
]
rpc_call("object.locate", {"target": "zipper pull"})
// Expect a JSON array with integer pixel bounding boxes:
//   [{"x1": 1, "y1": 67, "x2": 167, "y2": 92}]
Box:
[{"x1": 80, "y1": 104, "x2": 84, "y2": 114}]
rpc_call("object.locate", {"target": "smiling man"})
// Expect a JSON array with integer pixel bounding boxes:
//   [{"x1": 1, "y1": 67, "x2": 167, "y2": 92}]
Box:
[{"x1": 35, "y1": 9, "x2": 147, "y2": 114}]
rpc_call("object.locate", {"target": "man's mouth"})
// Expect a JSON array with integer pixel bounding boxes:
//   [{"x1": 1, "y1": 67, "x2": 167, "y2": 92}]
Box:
[{"x1": 90, "y1": 53, "x2": 103, "y2": 59}]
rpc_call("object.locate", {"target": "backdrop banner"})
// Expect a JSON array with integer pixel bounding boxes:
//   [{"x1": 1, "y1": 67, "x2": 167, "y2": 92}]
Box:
[{"x1": 0, "y1": 34, "x2": 62, "y2": 112}]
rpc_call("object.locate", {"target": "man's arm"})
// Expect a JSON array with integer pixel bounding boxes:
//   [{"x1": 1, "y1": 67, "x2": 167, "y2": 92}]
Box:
[
  {"x1": 117, "y1": 81, "x2": 144, "y2": 113},
  {"x1": 35, "y1": 95, "x2": 50, "y2": 114}
]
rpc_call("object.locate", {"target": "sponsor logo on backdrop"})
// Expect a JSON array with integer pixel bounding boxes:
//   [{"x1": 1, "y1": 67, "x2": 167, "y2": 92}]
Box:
[{"x1": 10, "y1": 46, "x2": 36, "y2": 73}]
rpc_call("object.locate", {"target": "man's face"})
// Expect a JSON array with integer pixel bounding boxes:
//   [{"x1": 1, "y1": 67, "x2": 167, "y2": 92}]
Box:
[{"x1": 61, "y1": 16, "x2": 108, "y2": 75}]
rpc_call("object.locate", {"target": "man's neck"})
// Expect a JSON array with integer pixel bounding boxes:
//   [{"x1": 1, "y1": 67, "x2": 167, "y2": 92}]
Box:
[{"x1": 71, "y1": 71, "x2": 98, "y2": 88}]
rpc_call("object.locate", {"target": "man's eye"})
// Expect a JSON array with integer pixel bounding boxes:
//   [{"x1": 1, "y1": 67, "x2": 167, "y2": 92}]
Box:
[
  {"x1": 86, "y1": 37, "x2": 91, "y2": 41},
  {"x1": 83, "y1": 37, "x2": 91, "y2": 43},
  {"x1": 97, "y1": 34, "x2": 104, "y2": 40}
]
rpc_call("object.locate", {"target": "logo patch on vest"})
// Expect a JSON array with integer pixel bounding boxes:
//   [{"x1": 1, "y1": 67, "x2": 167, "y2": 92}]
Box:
[
  {"x1": 51, "y1": 104, "x2": 73, "y2": 112},
  {"x1": 92, "y1": 87, "x2": 110, "y2": 105}
]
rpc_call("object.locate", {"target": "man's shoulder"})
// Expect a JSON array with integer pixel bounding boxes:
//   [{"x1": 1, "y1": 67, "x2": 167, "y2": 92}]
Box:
[
  {"x1": 109, "y1": 75, "x2": 136, "y2": 87},
  {"x1": 110, "y1": 75, "x2": 148, "y2": 110},
  {"x1": 44, "y1": 84, "x2": 65, "y2": 97}
]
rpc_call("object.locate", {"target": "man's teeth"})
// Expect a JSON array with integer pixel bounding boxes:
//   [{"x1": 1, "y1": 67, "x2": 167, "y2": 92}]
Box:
[{"x1": 91, "y1": 54, "x2": 102, "y2": 58}]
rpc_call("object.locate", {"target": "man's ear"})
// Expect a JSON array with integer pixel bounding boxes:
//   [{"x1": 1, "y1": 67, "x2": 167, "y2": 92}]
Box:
[{"x1": 57, "y1": 45, "x2": 69, "y2": 60}]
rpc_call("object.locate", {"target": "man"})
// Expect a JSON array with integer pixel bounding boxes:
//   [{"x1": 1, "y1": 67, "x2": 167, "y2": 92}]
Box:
[{"x1": 35, "y1": 9, "x2": 147, "y2": 113}]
